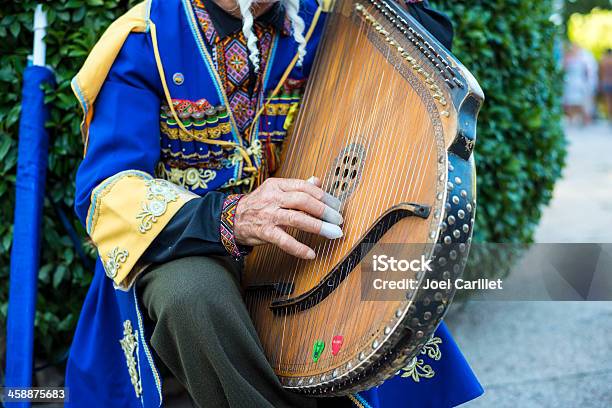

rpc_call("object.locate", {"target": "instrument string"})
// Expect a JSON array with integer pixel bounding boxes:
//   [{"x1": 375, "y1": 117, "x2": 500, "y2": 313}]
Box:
[
  {"x1": 286, "y1": 10, "x2": 349, "y2": 369},
  {"x1": 309, "y1": 7, "x2": 406, "y2": 370},
  {"x1": 256, "y1": 7, "x2": 339, "y2": 366},
  {"x1": 354, "y1": 32, "x2": 404, "y2": 351},
  {"x1": 323, "y1": 5, "x2": 407, "y2": 365},
  {"x1": 325, "y1": 23, "x2": 397, "y2": 362},
  {"x1": 378, "y1": 54, "x2": 422, "y2": 329},
  {"x1": 286, "y1": 8, "x2": 368, "y2": 370},
  {"x1": 318, "y1": 16, "x2": 385, "y2": 368},
  {"x1": 289, "y1": 11, "x2": 364, "y2": 369},
  {"x1": 279, "y1": 8, "x2": 351, "y2": 370}
]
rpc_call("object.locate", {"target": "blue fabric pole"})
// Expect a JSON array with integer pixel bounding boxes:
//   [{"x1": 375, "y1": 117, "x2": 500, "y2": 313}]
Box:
[{"x1": 5, "y1": 65, "x2": 55, "y2": 407}]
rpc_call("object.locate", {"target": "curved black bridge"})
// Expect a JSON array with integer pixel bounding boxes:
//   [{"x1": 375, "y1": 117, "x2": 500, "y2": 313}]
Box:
[{"x1": 246, "y1": 202, "x2": 431, "y2": 315}]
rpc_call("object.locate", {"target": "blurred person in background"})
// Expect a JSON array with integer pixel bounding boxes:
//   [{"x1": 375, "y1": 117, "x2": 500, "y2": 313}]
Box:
[
  {"x1": 564, "y1": 43, "x2": 597, "y2": 125},
  {"x1": 584, "y1": 46, "x2": 599, "y2": 121},
  {"x1": 600, "y1": 49, "x2": 612, "y2": 123}
]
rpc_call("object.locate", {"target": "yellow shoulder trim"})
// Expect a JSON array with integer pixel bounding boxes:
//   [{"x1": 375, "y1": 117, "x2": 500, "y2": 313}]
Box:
[
  {"x1": 71, "y1": 1, "x2": 150, "y2": 155},
  {"x1": 87, "y1": 170, "x2": 197, "y2": 289}
]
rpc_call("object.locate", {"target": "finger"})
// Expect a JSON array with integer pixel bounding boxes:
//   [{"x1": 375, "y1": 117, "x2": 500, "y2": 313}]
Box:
[
  {"x1": 280, "y1": 192, "x2": 343, "y2": 225},
  {"x1": 278, "y1": 178, "x2": 342, "y2": 211},
  {"x1": 276, "y1": 209, "x2": 321, "y2": 234},
  {"x1": 306, "y1": 176, "x2": 342, "y2": 211},
  {"x1": 322, "y1": 205, "x2": 344, "y2": 225},
  {"x1": 306, "y1": 176, "x2": 322, "y2": 187},
  {"x1": 264, "y1": 226, "x2": 316, "y2": 259},
  {"x1": 276, "y1": 209, "x2": 343, "y2": 239}
]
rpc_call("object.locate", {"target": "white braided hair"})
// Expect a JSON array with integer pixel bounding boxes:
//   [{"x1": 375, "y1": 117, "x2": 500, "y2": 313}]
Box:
[{"x1": 237, "y1": 0, "x2": 307, "y2": 72}]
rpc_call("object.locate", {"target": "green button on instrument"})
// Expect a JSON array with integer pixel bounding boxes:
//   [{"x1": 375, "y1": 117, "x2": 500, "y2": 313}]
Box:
[{"x1": 312, "y1": 340, "x2": 325, "y2": 362}]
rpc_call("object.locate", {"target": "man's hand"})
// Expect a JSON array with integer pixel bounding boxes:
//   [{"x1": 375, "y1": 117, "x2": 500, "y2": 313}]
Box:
[{"x1": 234, "y1": 177, "x2": 343, "y2": 259}]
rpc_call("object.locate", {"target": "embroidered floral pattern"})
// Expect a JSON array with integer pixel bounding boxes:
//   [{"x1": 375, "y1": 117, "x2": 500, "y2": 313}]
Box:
[
  {"x1": 221, "y1": 176, "x2": 255, "y2": 191},
  {"x1": 104, "y1": 247, "x2": 129, "y2": 279},
  {"x1": 399, "y1": 335, "x2": 442, "y2": 382},
  {"x1": 156, "y1": 163, "x2": 217, "y2": 191},
  {"x1": 137, "y1": 180, "x2": 183, "y2": 233},
  {"x1": 119, "y1": 320, "x2": 142, "y2": 397},
  {"x1": 420, "y1": 336, "x2": 442, "y2": 360},
  {"x1": 220, "y1": 194, "x2": 246, "y2": 258}
]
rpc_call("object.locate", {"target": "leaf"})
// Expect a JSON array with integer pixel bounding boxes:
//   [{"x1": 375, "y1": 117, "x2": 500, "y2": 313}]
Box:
[
  {"x1": 9, "y1": 21, "x2": 20, "y2": 38},
  {"x1": 39, "y1": 263, "x2": 54, "y2": 283},
  {"x1": 0, "y1": 136, "x2": 11, "y2": 161},
  {"x1": 52, "y1": 265, "x2": 67, "y2": 288}
]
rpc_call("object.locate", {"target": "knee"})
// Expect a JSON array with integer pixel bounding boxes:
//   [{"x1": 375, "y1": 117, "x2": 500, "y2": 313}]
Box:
[{"x1": 143, "y1": 257, "x2": 238, "y2": 326}]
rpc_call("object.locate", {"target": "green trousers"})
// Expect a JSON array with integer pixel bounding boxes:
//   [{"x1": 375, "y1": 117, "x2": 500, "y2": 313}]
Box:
[{"x1": 137, "y1": 256, "x2": 322, "y2": 408}]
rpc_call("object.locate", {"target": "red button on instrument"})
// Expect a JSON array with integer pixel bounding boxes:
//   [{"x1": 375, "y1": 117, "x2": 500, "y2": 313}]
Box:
[{"x1": 332, "y1": 336, "x2": 344, "y2": 356}]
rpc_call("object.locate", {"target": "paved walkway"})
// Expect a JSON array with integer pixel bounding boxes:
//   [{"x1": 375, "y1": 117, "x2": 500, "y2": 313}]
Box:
[
  {"x1": 446, "y1": 121, "x2": 612, "y2": 407},
  {"x1": 535, "y1": 121, "x2": 612, "y2": 243}
]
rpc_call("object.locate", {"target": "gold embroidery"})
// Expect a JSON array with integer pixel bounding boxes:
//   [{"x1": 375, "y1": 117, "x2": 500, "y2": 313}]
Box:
[
  {"x1": 156, "y1": 163, "x2": 217, "y2": 191},
  {"x1": 265, "y1": 102, "x2": 293, "y2": 116},
  {"x1": 222, "y1": 139, "x2": 263, "y2": 169},
  {"x1": 161, "y1": 148, "x2": 209, "y2": 160},
  {"x1": 221, "y1": 176, "x2": 254, "y2": 190},
  {"x1": 104, "y1": 247, "x2": 128, "y2": 279},
  {"x1": 421, "y1": 336, "x2": 442, "y2": 360},
  {"x1": 225, "y1": 151, "x2": 245, "y2": 167},
  {"x1": 160, "y1": 148, "x2": 223, "y2": 161},
  {"x1": 86, "y1": 170, "x2": 197, "y2": 287},
  {"x1": 137, "y1": 179, "x2": 182, "y2": 233},
  {"x1": 400, "y1": 335, "x2": 442, "y2": 382},
  {"x1": 119, "y1": 320, "x2": 142, "y2": 397},
  {"x1": 160, "y1": 120, "x2": 231, "y2": 142}
]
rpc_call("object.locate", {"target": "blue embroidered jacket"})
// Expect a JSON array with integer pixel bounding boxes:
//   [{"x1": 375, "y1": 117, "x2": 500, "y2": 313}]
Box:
[{"x1": 66, "y1": 0, "x2": 483, "y2": 406}]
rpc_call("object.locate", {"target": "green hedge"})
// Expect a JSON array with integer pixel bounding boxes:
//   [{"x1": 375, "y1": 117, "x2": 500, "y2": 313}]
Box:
[
  {"x1": 0, "y1": 1, "x2": 564, "y2": 367},
  {"x1": 432, "y1": 0, "x2": 566, "y2": 243}
]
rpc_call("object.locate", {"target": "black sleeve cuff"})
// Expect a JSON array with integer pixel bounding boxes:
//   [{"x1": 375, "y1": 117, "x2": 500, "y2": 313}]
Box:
[{"x1": 142, "y1": 191, "x2": 229, "y2": 264}]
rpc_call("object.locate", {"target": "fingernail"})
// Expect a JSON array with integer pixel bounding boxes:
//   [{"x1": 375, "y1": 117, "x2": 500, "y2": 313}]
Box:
[
  {"x1": 320, "y1": 222, "x2": 343, "y2": 240},
  {"x1": 322, "y1": 206, "x2": 343, "y2": 225},
  {"x1": 323, "y1": 193, "x2": 341, "y2": 211},
  {"x1": 307, "y1": 176, "x2": 317, "y2": 184},
  {"x1": 307, "y1": 249, "x2": 316, "y2": 259}
]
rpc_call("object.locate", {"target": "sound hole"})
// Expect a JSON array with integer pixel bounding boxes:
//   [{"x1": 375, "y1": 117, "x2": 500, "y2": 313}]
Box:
[{"x1": 328, "y1": 143, "x2": 366, "y2": 202}]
